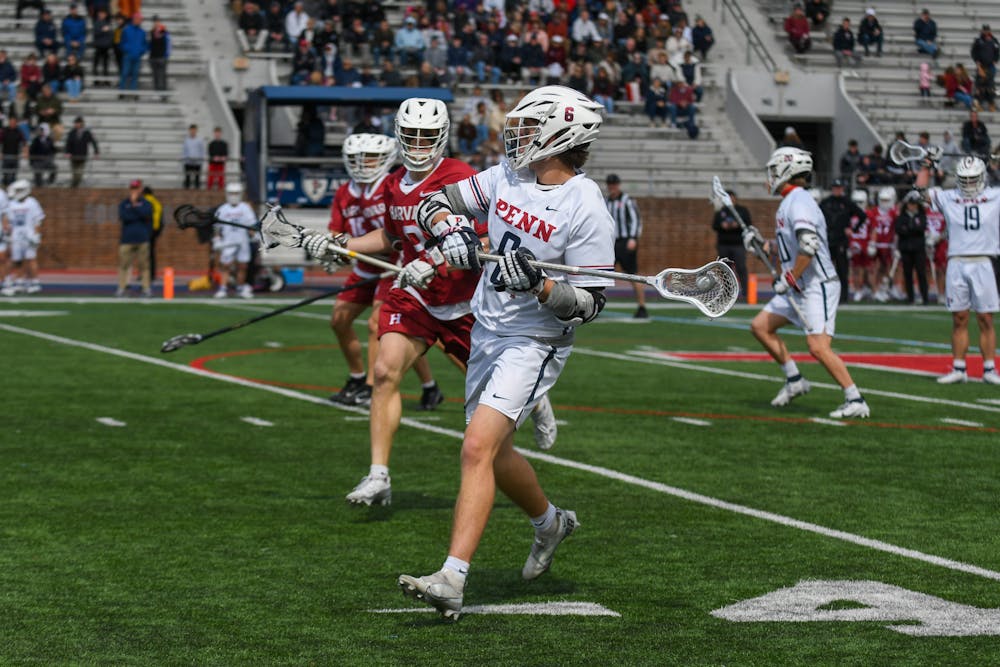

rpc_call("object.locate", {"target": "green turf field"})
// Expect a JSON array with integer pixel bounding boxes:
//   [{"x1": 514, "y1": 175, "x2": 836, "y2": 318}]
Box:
[{"x1": 2, "y1": 298, "x2": 999, "y2": 665}]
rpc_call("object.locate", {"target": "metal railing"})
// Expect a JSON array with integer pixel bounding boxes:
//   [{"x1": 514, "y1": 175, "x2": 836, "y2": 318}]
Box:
[{"x1": 715, "y1": 0, "x2": 778, "y2": 72}]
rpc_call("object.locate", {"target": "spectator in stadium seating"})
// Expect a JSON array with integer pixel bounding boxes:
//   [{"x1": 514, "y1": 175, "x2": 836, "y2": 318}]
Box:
[
  {"x1": 61, "y1": 54, "x2": 85, "y2": 100},
  {"x1": 840, "y1": 139, "x2": 862, "y2": 184},
  {"x1": 238, "y1": 2, "x2": 266, "y2": 51},
  {"x1": 338, "y1": 58, "x2": 362, "y2": 87},
  {"x1": 914, "y1": 8, "x2": 938, "y2": 59},
  {"x1": 118, "y1": 12, "x2": 146, "y2": 91},
  {"x1": 41, "y1": 54, "x2": 63, "y2": 94},
  {"x1": 416, "y1": 61, "x2": 442, "y2": 87},
  {"x1": 805, "y1": 0, "x2": 829, "y2": 29},
  {"x1": 668, "y1": 79, "x2": 697, "y2": 136},
  {"x1": 820, "y1": 179, "x2": 866, "y2": 303},
  {"x1": 2, "y1": 116, "x2": 28, "y2": 186},
  {"x1": 858, "y1": 8, "x2": 882, "y2": 58},
  {"x1": 0, "y1": 51, "x2": 18, "y2": 103},
  {"x1": 264, "y1": 2, "x2": 288, "y2": 53},
  {"x1": 946, "y1": 65, "x2": 975, "y2": 110},
  {"x1": 666, "y1": 25, "x2": 692, "y2": 65},
  {"x1": 712, "y1": 188, "x2": 751, "y2": 300},
  {"x1": 182, "y1": 124, "x2": 205, "y2": 189},
  {"x1": 395, "y1": 16, "x2": 425, "y2": 66},
  {"x1": 148, "y1": 16, "x2": 170, "y2": 93},
  {"x1": 857, "y1": 144, "x2": 888, "y2": 186},
  {"x1": 371, "y1": 19, "x2": 395, "y2": 66},
  {"x1": 92, "y1": 8, "x2": 114, "y2": 80},
  {"x1": 668, "y1": 1, "x2": 688, "y2": 29},
  {"x1": 649, "y1": 50, "x2": 673, "y2": 86},
  {"x1": 645, "y1": 77, "x2": 669, "y2": 127},
  {"x1": 19, "y1": 54, "x2": 42, "y2": 100},
  {"x1": 117, "y1": 179, "x2": 153, "y2": 298},
  {"x1": 35, "y1": 9, "x2": 60, "y2": 56},
  {"x1": 919, "y1": 62, "x2": 933, "y2": 102},
  {"x1": 784, "y1": 4, "x2": 811, "y2": 54},
  {"x1": 290, "y1": 39, "x2": 317, "y2": 86},
  {"x1": 975, "y1": 62, "x2": 996, "y2": 112},
  {"x1": 207, "y1": 127, "x2": 228, "y2": 190},
  {"x1": 61, "y1": 3, "x2": 87, "y2": 61},
  {"x1": 343, "y1": 18, "x2": 370, "y2": 58},
  {"x1": 590, "y1": 67, "x2": 616, "y2": 114},
  {"x1": 456, "y1": 114, "x2": 477, "y2": 155},
  {"x1": 547, "y1": 9, "x2": 570, "y2": 43},
  {"x1": 571, "y1": 10, "x2": 601, "y2": 45},
  {"x1": 499, "y1": 34, "x2": 522, "y2": 83},
  {"x1": 690, "y1": 16, "x2": 714, "y2": 61},
  {"x1": 833, "y1": 17, "x2": 862, "y2": 69},
  {"x1": 676, "y1": 51, "x2": 702, "y2": 102},
  {"x1": 470, "y1": 32, "x2": 500, "y2": 84},
  {"x1": 971, "y1": 25, "x2": 1000, "y2": 78},
  {"x1": 895, "y1": 190, "x2": 929, "y2": 305},
  {"x1": 285, "y1": 2, "x2": 310, "y2": 44},
  {"x1": 29, "y1": 123, "x2": 56, "y2": 187},
  {"x1": 118, "y1": 0, "x2": 140, "y2": 22},
  {"x1": 378, "y1": 59, "x2": 402, "y2": 86},
  {"x1": 35, "y1": 85, "x2": 63, "y2": 139},
  {"x1": 112, "y1": 13, "x2": 127, "y2": 73},
  {"x1": 780, "y1": 126, "x2": 805, "y2": 150},
  {"x1": 962, "y1": 110, "x2": 991, "y2": 156},
  {"x1": 64, "y1": 116, "x2": 98, "y2": 187},
  {"x1": 425, "y1": 36, "x2": 448, "y2": 80},
  {"x1": 312, "y1": 19, "x2": 337, "y2": 53},
  {"x1": 566, "y1": 62, "x2": 589, "y2": 95},
  {"x1": 317, "y1": 42, "x2": 339, "y2": 85},
  {"x1": 16, "y1": 0, "x2": 45, "y2": 21}
]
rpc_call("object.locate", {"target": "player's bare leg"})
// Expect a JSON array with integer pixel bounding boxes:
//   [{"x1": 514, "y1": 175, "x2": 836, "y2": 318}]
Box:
[
  {"x1": 751, "y1": 310, "x2": 811, "y2": 407},
  {"x1": 236, "y1": 261, "x2": 252, "y2": 298},
  {"x1": 975, "y1": 313, "x2": 999, "y2": 384},
  {"x1": 632, "y1": 282, "x2": 646, "y2": 309},
  {"x1": 806, "y1": 333, "x2": 854, "y2": 388}
]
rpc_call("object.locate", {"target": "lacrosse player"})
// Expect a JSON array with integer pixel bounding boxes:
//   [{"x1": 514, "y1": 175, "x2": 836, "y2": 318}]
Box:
[
  {"x1": 746, "y1": 147, "x2": 871, "y2": 419},
  {"x1": 867, "y1": 186, "x2": 901, "y2": 302},
  {"x1": 1, "y1": 180, "x2": 44, "y2": 296},
  {"x1": 323, "y1": 132, "x2": 442, "y2": 409},
  {"x1": 304, "y1": 98, "x2": 559, "y2": 508},
  {"x1": 916, "y1": 156, "x2": 1000, "y2": 384},
  {"x1": 924, "y1": 203, "x2": 947, "y2": 298},
  {"x1": 394, "y1": 85, "x2": 615, "y2": 620},
  {"x1": 212, "y1": 182, "x2": 256, "y2": 299},
  {"x1": 0, "y1": 184, "x2": 10, "y2": 294},
  {"x1": 847, "y1": 188, "x2": 874, "y2": 302}
]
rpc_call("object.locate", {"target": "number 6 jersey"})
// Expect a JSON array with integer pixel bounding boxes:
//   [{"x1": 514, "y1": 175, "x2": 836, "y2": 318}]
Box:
[{"x1": 926, "y1": 186, "x2": 1000, "y2": 257}]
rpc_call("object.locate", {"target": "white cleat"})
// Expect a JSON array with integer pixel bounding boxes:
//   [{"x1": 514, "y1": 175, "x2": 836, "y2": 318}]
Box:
[
  {"x1": 213, "y1": 287, "x2": 228, "y2": 299},
  {"x1": 522, "y1": 508, "x2": 578, "y2": 581},
  {"x1": 937, "y1": 369, "x2": 968, "y2": 385},
  {"x1": 345, "y1": 474, "x2": 391, "y2": 506},
  {"x1": 530, "y1": 394, "x2": 557, "y2": 450},
  {"x1": 25, "y1": 283, "x2": 42, "y2": 294},
  {"x1": 398, "y1": 568, "x2": 465, "y2": 621},
  {"x1": 238, "y1": 284, "x2": 254, "y2": 299},
  {"x1": 983, "y1": 370, "x2": 1000, "y2": 386},
  {"x1": 771, "y1": 377, "x2": 810, "y2": 407},
  {"x1": 829, "y1": 398, "x2": 871, "y2": 419},
  {"x1": 0, "y1": 286, "x2": 18, "y2": 297}
]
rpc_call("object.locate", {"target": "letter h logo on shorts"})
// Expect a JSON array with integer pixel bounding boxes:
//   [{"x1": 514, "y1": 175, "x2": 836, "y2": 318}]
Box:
[{"x1": 389, "y1": 313, "x2": 402, "y2": 326}]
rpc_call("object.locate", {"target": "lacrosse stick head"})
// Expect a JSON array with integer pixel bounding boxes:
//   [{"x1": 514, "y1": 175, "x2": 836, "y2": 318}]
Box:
[
  {"x1": 651, "y1": 260, "x2": 739, "y2": 318},
  {"x1": 173, "y1": 204, "x2": 216, "y2": 230},
  {"x1": 161, "y1": 333, "x2": 203, "y2": 353},
  {"x1": 710, "y1": 176, "x2": 733, "y2": 211},
  {"x1": 888, "y1": 140, "x2": 925, "y2": 166},
  {"x1": 258, "y1": 203, "x2": 306, "y2": 251}
]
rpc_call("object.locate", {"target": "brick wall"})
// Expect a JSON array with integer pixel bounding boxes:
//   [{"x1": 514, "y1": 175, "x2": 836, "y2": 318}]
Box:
[{"x1": 32, "y1": 189, "x2": 780, "y2": 273}]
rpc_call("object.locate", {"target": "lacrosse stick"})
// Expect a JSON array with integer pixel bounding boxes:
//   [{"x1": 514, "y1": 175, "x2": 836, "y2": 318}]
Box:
[
  {"x1": 173, "y1": 204, "x2": 261, "y2": 233},
  {"x1": 711, "y1": 176, "x2": 813, "y2": 330},
  {"x1": 478, "y1": 252, "x2": 738, "y2": 318},
  {"x1": 160, "y1": 274, "x2": 386, "y2": 353},
  {"x1": 258, "y1": 203, "x2": 403, "y2": 274},
  {"x1": 888, "y1": 140, "x2": 965, "y2": 166}
]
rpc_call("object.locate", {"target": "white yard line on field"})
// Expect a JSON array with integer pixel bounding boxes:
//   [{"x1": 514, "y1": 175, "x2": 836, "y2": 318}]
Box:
[
  {"x1": 4, "y1": 322, "x2": 1000, "y2": 583},
  {"x1": 940, "y1": 418, "x2": 984, "y2": 428},
  {"x1": 671, "y1": 417, "x2": 712, "y2": 427}
]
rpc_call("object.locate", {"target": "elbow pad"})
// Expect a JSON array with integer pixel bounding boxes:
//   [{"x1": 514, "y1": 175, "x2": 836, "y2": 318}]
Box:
[
  {"x1": 797, "y1": 229, "x2": 821, "y2": 256},
  {"x1": 543, "y1": 283, "x2": 606, "y2": 326},
  {"x1": 416, "y1": 184, "x2": 472, "y2": 238}
]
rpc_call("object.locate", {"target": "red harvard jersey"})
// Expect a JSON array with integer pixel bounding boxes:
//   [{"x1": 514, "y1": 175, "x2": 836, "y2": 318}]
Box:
[
  {"x1": 329, "y1": 180, "x2": 365, "y2": 237},
  {"x1": 383, "y1": 158, "x2": 485, "y2": 308},
  {"x1": 925, "y1": 208, "x2": 945, "y2": 237},
  {"x1": 847, "y1": 215, "x2": 871, "y2": 253},
  {"x1": 866, "y1": 206, "x2": 897, "y2": 247}
]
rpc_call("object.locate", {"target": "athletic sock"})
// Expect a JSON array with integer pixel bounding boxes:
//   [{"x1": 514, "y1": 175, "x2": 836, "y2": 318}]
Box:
[
  {"x1": 422, "y1": 380, "x2": 437, "y2": 389},
  {"x1": 952, "y1": 359, "x2": 967, "y2": 372},
  {"x1": 443, "y1": 556, "x2": 469, "y2": 579},
  {"x1": 782, "y1": 360, "x2": 800, "y2": 380},
  {"x1": 369, "y1": 464, "x2": 389, "y2": 478},
  {"x1": 983, "y1": 361, "x2": 996, "y2": 372},
  {"x1": 531, "y1": 502, "x2": 557, "y2": 532},
  {"x1": 349, "y1": 372, "x2": 366, "y2": 380},
  {"x1": 844, "y1": 384, "x2": 862, "y2": 401}
]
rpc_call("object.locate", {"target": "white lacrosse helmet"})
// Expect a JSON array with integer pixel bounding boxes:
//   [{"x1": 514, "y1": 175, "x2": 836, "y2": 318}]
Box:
[
  {"x1": 503, "y1": 85, "x2": 604, "y2": 171},
  {"x1": 8, "y1": 179, "x2": 30, "y2": 202},
  {"x1": 225, "y1": 182, "x2": 243, "y2": 206},
  {"x1": 851, "y1": 188, "x2": 869, "y2": 207},
  {"x1": 877, "y1": 186, "x2": 896, "y2": 209},
  {"x1": 343, "y1": 132, "x2": 398, "y2": 183},
  {"x1": 955, "y1": 156, "x2": 987, "y2": 197},
  {"x1": 765, "y1": 147, "x2": 813, "y2": 195},
  {"x1": 394, "y1": 98, "x2": 450, "y2": 172}
]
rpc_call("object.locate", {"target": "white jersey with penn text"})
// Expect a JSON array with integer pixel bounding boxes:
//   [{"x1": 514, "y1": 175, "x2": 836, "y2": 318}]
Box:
[
  {"x1": 0, "y1": 190, "x2": 9, "y2": 244},
  {"x1": 214, "y1": 202, "x2": 257, "y2": 246},
  {"x1": 926, "y1": 186, "x2": 1000, "y2": 257},
  {"x1": 454, "y1": 160, "x2": 616, "y2": 339},
  {"x1": 774, "y1": 186, "x2": 837, "y2": 286},
  {"x1": 6, "y1": 197, "x2": 45, "y2": 243}
]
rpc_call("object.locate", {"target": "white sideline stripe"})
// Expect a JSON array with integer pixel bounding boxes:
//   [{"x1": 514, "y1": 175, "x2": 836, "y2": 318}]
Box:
[
  {"x1": 0, "y1": 310, "x2": 69, "y2": 317},
  {"x1": 96, "y1": 417, "x2": 126, "y2": 427},
  {"x1": 574, "y1": 348, "x2": 1000, "y2": 415},
  {"x1": 4, "y1": 323, "x2": 1000, "y2": 583},
  {"x1": 810, "y1": 418, "x2": 847, "y2": 427},
  {"x1": 241, "y1": 416, "x2": 274, "y2": 427},
  {"x1": 671, "y1": 417, "x2": 712, "y2": 427},
  {"x1": 369, "y1": 602, "x2": 621, "y2": 617},
  {"x1": 940, "y1": 418, "x2": 984, "y2": 428},
  {"x1": 979, "y1": 399, "x2": 1000, "y2": 406}
]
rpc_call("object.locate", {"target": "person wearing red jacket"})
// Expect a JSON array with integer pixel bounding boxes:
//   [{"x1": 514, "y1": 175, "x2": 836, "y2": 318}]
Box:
[{"x1": 785, "y1": 4, "x2": 811, "y2": 54}]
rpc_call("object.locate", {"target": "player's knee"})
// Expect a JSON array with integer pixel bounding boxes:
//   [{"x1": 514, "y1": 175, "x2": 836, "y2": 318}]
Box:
[
  {"x1": 372, "y1": 357, "x2": 403, "y2": 388},
  {"x1": 976, "y1": 312, "x2": 994, "y2": 331},
  {"x1": 749, "y1": 315, "x2": 768, "y2": 339},
  {"x1": 953, "y1": 311, "x2": 970, "y2": 328},
  {"x1": 806, "y1": 336, "x2": 828, "y2": 359},
  {"x1": 367, "y1": 313, "x2": 379, "y2": 337},
  {"x1": 460, "y1": 432, "x2": 495, "y2": 469}
]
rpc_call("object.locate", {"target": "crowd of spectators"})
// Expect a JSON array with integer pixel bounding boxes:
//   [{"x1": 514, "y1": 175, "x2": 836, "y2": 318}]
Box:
[{"x1": 238, "y1": 0, "x2": 714, "y2": 141}]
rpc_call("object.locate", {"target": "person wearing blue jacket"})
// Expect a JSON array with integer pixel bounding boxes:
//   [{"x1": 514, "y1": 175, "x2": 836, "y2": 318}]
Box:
[
  {"x1": 117, "y1": 179, "x2": 154, "y2": 298},
  {"x1": 61, "y1": 3, "x2": 87, "y2": 60},
  {"x1": 118, "y1": 13, "x2": 147, "y2": 91}
]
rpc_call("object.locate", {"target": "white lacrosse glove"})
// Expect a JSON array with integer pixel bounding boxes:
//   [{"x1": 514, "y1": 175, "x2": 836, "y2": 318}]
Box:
[
  {"x1": 925, "y1": 232, "x2": 940, "y2": 247},
  {"x1": 741, "y1": 225, "x2": 764, "y2": 252},
  {"x1": 211, "y1": 237, "x2": 223, "y2": 251},
  {"x1": 437, "y1": 216, "x2": 482, "y2": 271},
  {"x1": 926, "y1": 146, "x2": 943, "y2": 164},
  {"x1": 773, "y1": 270, "x2": 801, "y2": 296},
  {"x1": 866, "y1": 242, "x2": 877, "y2": 258},
  {"x1": 397, "y1": 257, "x2": 437, "y2": 289},
  {"x1": 27, "y1": 232, "x2": 41, "y2": 248},
  {"x1": 303, "y1": 232, "x2": 350, "y2": 264},
  {"x1": 495, "y1": 248, "x2": 546, "y2": 295}
]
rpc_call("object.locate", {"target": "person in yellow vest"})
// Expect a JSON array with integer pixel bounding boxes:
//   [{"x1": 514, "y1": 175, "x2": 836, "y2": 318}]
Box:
[{"x1": 142, "y1": 185, "x2": 163, "y2": 281}]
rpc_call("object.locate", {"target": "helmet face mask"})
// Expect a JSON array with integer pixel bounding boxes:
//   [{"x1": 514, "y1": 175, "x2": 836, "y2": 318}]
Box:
[
  {"x1": 344, "y1": 133, "x2": 398, "y2": 183},
  {"x1": 225, "y1": 182, "x2": 243, "y2": 206},
  {"x1": 877, "y1": 186, "x2": 896, "y2": 210},
  {"x1": 502, "y1": 85, "x2": 604, "y2": 171},
  {"x1": 8, "y1": 179, "x2": 30, "y2": 201},
  {"x1": 394, "y1": 98, "x2": 450, "y2": 172},
  {"x1": 765, "y1": 147, "x2": 813, "y2": 195},
  {"x1": 956, "y1": 156, "x2": 987, "y2": 197},
  {"x1": 851, "y1": 189, "x2": 869, "y2": 207}
]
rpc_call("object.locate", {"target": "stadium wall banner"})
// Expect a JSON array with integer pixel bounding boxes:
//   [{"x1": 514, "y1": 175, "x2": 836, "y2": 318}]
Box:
[{"x1": 265, "y1": 166, "x2": 350, "y2": 207}]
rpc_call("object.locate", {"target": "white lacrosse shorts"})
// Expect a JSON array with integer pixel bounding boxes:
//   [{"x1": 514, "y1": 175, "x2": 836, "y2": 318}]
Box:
[
  {"x1": 218, "y1": 241, "x2": 251, "y2": 265},
  {"x1": 764, "y1": 279, "x2": 841, "y2": 336},
  {"x1": 464, "y1": 321, "x2": 571, "y2": 426},
  {"x1": 945, "y1": 257, "x2": 1000, "y2": 313},
  {"x1": 9, "y1": 240, "x2": 38, "y2": 262}
]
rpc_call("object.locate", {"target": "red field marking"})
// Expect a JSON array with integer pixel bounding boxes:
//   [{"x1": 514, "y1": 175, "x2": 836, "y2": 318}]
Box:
[
  {"x1": 190, "y1": 348, "x2": 998, "y2": 435},
  {"x1": 658, "y1": 351, "x2": 988, "y2": 378}
]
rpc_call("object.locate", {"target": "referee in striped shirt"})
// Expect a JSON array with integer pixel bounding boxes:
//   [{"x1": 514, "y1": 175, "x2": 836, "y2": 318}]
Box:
[{"x1": 605, "y1": 174, "x2": 648, "y2": 318}]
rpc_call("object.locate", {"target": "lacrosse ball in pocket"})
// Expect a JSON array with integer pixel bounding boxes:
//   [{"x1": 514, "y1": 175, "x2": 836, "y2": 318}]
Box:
[{"x1": 696, "y1": 275, "x2": 716, "y2": 290}]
